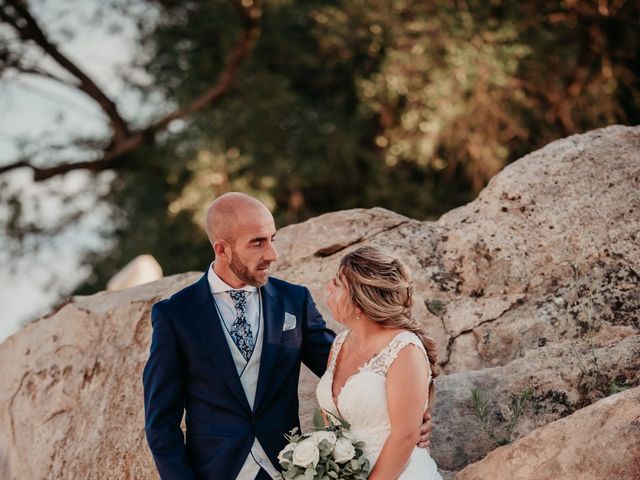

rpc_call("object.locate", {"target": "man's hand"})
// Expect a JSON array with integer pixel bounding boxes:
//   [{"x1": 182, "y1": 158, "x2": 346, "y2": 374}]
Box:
[{"x1": 417, "y1": 410, "x2": 432, "y2": 450}]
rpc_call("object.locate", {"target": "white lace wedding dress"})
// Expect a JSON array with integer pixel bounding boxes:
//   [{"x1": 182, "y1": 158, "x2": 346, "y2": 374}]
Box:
[{"x1": 316, "y1": 330, "x2": 442, "y2": 480}]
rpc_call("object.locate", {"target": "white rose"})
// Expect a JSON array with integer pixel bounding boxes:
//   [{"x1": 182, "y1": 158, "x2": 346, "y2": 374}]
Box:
[
  {"x1": 332, "y1": 437, "x2": 356, "y2": 463},
  {"x1": 292, "y1": 438, "x2": 320, "y2": 468},
  {"x1": 277, "y1": 442, "x2": 295, "y2": 465},
  {"x1": 312, "y1": 430, "x2": 337, "y2": 446}
]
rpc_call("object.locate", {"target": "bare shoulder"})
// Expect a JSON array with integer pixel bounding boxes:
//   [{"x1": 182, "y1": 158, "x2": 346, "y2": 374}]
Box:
[
  {"x1": 386, "y1": 341, "x2": 430, "y2": 399},
  {"x1": 387, "y1": 333, "x2": 429, "y2": 376},
  {"x1": 394, "y1": 341, "x2": 428, "y2": 363}
]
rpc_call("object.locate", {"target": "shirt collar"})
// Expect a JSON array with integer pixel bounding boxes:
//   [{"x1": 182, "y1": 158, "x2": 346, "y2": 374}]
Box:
[{"x1": 207, "y1": 263, "x2": 258, "y2": 294}]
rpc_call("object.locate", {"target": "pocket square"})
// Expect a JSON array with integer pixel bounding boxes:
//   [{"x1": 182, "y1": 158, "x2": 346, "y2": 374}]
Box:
[{"x1": 283, "y1": 312, "x2": 297, "y2": 331}]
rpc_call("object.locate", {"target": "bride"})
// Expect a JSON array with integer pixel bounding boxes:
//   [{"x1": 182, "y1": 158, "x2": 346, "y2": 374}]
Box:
[{"x1": 316, "y1": 246, "x2": 442, "y2": 480}]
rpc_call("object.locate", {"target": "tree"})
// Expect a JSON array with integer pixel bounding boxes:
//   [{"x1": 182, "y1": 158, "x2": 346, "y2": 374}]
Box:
[{"x1": 1, "y1": 0, "x2": 638, "y2": 298}]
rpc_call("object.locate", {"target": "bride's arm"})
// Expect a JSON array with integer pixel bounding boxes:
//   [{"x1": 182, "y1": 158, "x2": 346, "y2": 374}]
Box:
[{"x1": 368, "y1": 344, "x2": 429, "y2": 480}]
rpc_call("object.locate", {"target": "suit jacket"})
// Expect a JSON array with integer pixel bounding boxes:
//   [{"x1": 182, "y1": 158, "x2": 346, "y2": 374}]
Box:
[{"x1": 143, "y1": 272, "x2": 335, "y2": 479}]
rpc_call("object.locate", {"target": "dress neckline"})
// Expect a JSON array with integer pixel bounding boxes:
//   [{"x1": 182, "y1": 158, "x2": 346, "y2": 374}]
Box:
[{"x1": 330, "y1": 329, "x2": 408, "y2": 408}]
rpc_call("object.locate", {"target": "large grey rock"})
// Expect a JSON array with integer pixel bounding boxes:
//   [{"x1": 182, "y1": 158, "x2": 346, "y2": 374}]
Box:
[
  {"x1": 106, "y1": 254, "x2": 163, "y2": 291},
  {"x1": 274, "y1": 125, "x2": 640, "y2": 470},
  {"x1": 0, "y1": 126, "x2": 638, "y2": 478},
  {"x1": 454, "y1": 385, "x2": 640, "y2": 480},
  {"x1": 0, "y1": 274, "x2": 198, "y2": 479},
  {"x1": 433, "y1": 334, "x2": 640, "y2": 469}
]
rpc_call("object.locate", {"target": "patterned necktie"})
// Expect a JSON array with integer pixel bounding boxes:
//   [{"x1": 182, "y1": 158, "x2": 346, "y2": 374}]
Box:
[{"x1": 228, "y1": 290, "x2": 255, "y2": 361}]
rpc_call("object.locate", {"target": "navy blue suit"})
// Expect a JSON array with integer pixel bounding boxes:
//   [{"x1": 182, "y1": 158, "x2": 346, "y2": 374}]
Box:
[{"x1": 143, "y1": 272, "x2": 335, "y2": 479}]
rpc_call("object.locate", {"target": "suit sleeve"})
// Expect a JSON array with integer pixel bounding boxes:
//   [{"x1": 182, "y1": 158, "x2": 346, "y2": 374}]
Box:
[
  {"x1": 301, "y1": 287, "x2": 336, "y2": 377},
  {"x1": 142, "y1": 303, "x2": 196, "y2": 480}
]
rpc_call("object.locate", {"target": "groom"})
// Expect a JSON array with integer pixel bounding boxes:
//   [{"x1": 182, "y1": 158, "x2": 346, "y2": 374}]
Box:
[{"x1": 143, "y1": 192, "x2": 431, "y2": 479}]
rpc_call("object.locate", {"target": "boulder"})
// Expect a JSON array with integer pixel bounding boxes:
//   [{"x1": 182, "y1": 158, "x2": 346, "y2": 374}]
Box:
[
  {"x1": 0, "y1": 125, "x2": 638, "y2": 478},
  {"x1": 454, "y1": 385, "x2": 640, "y2": 480},
  {"x1": 281, "y1": 126, "x2": 640, "y2": 469},
  {"x1": 432, "y1": 334, "x2": 640, "y2": 469},
  {"x1": 106, "y1": 254, "x2": 163, "y2": 291},
  {"x1": 0, "y1": 274, "x2": 198, "y2": 479}
]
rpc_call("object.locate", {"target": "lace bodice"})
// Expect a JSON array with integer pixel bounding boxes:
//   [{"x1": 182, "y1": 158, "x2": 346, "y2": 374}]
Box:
[
  {"x1": 316, "y1": 330, "x2": 438, "y2": 478},
  {"x1": 316, "y1": 330, "x2": 441, "y2": 478},
  {"x1": 329, "y1": 330, "x2": 432, "y2": 380}
]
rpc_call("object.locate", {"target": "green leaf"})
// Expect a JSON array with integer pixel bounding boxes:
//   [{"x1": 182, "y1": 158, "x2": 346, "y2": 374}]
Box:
[
  {"x1": 304, "y1": 467, "x2": 315, "y2": 480},
  {"x1": 313, "y1": 408, "x2": 327, "y2": 429},
  {"x1": 282, "y1": 468, "x2": 297, "y2": 479}
]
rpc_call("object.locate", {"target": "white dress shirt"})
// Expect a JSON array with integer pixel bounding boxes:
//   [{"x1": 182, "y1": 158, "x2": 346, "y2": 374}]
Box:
[
  {"x1": 207, "y1": 264, "x2": 279, "y2": 479},
  {"x1": 208, "y1": 266, "x2": 260, "y2": 348}
]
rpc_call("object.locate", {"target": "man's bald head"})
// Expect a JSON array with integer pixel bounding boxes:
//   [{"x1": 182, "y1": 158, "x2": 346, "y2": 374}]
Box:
[{"x1": 206, "y1": 192, "x2": 271, "y2": 246}]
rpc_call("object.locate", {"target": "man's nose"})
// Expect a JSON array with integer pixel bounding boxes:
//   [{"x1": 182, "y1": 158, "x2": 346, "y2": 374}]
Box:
[{"x1": 265, "y1": 242, "x2": 278, "y2": 262}]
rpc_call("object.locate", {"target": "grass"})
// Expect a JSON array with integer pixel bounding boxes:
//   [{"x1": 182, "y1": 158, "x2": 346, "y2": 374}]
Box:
[{"x1": 471, "y1": 388, "x2": 532, "y2": 447}]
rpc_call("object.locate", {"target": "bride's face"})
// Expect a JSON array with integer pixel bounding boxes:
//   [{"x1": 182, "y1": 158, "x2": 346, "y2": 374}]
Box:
[{"x1": 326, "y1": 272, "x2": 354, "y2": 324}]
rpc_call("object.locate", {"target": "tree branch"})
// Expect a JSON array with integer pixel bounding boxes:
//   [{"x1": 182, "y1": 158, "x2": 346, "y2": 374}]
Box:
[
  {"x1": 1, "y1": 0, "x2": 131, "y2": 143},
  {"x1": 0, "y1": 156, "x2": 123, "y2": 181},
  {"x1": 147, "y1": 0, "x2": 262, "y2": 132},
  {"x1": 1, "y1": 51, "x2": 78, "y2": 88},
  {"x1": 0, "y1": 0, "x2": 262, "y2": 182}
]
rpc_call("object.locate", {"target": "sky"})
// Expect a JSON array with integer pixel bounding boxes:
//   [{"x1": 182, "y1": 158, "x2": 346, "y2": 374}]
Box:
[{"x1": 0, "y1": 1, "x2": 153, "y2": 343}]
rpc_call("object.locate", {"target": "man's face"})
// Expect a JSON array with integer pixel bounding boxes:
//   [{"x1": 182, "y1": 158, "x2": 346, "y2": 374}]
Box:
[{"x1": 226, "y1": 208, "x2": 278, "y2": 287}]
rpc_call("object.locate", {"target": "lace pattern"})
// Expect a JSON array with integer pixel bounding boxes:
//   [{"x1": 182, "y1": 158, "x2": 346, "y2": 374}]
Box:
[
  {"x1": 327, "y1": 329, "x2": 349, "y2": 373},
  {"x1": 330, "y1": 330, "x2": 430, "y2": 379},
  {"x1": 371, "y1": 331, "x2": 430, "y2": 380}
]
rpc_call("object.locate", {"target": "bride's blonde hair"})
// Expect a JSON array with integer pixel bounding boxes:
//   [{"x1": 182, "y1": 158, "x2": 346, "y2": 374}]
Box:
[{"x1": 339, "y1": 245, "x2": 439, "y2": 408}]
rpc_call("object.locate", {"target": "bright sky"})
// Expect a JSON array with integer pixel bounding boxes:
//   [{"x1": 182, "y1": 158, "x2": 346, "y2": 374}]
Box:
[{"x1": 0, "y1": 1, "x2": 155, "y2": 343}]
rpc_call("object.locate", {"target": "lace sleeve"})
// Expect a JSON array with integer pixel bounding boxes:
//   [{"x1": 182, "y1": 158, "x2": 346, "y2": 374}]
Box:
[
  {"x1": 370, "y1": 331, "x2": 430, "y2": 378},
  {"x1": 328, "y1": 329, "x2": 349, "y2": 373}
]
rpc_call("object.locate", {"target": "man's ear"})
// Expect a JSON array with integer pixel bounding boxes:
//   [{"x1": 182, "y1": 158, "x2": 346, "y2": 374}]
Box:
[{"x1": 213, "y1": 240, "x2": 228, "y2": 260}]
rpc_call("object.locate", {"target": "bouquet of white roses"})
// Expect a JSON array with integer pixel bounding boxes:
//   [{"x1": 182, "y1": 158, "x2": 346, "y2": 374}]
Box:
[{"x1": 276, "y1": 410, "x2": 370, "y2": 480}]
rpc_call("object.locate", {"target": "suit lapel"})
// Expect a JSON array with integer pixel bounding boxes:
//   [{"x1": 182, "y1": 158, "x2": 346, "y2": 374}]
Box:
[
  {"x1": 191, "y1": 273, "x2": 251, "y2": 413},
  {"x1": 253, "y1": 280, "x2": 285, "y2": 414}
]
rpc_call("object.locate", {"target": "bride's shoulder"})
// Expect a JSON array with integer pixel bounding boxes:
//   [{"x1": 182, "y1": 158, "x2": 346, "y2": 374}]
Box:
[
  {"x1": 377, "y1": 330, "x2": 421, "y2": 359},
  {"x1": 389, "y1": 329, "x2": 420, "y2": 344},
  {"x1": 387, "y1": 330, "x2": 427, "y2": 358},
  {"x1": 379, "y1": 332, "x2": 428, "y2": 377}
]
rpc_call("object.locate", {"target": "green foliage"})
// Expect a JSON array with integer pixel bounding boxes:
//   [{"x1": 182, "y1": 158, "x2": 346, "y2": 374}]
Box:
[
  {"x1": 58, "y1": 0, "x2": 640, "y2": 291},
  {"x1": 313, "y1": 408, "x2": 327, "y2": 430},
  {"x1": 609, "y1": 379, "x2": 632, "y2": 395},
  {"x1": 425, "y1": 298, "x2": 445, "y2": 315},
  {"x1": 471, "y1": 387, "x2": 532, "y2": 447},
  {"x1": 278, "y1": 414, "x2": 369, "y2": 480}
]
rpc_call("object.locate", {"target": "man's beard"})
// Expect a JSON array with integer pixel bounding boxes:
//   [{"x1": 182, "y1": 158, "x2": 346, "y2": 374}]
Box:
[{"x1": 229, "y1": 252, "x2": 269, "y2": 287}]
